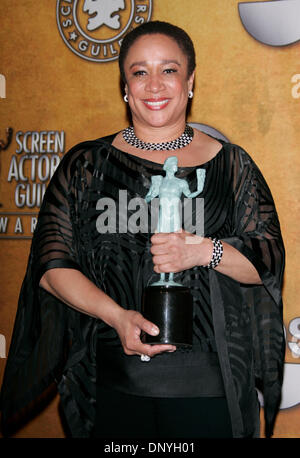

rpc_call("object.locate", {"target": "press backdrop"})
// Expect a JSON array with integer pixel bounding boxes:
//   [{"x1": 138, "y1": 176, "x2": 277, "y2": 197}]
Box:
[{"x1": 0, "y1": 0, "x2": 299, "y2": 438}]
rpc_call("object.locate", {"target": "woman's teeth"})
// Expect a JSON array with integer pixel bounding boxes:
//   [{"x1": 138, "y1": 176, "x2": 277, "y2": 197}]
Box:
[{"x1": 144, "y1": 99, "x2": 169, "y2": 108}]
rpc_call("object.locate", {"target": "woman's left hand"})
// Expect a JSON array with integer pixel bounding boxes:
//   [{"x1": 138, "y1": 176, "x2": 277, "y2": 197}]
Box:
[{"x1": 150, "y1": 230, "x2": 213, "y2": 273}]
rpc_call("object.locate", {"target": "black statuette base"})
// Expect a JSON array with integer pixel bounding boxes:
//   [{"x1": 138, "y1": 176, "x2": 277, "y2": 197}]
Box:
[{"x1": 142, "y1": 285, "x2": 193, "y2": 348}]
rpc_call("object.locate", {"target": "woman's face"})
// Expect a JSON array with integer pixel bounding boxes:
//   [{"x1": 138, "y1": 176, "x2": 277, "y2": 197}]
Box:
[{"x1": 123, "y1": 33, "x2": 194, "y2": 131}]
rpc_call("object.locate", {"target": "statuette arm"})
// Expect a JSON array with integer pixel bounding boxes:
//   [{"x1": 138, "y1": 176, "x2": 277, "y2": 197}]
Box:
[
  {"x1": 145, "y1": 175, "x2": 163, "y2": 203},
  {"x1": 182, "y1": 168, "x2": 206, "y2": 198}
]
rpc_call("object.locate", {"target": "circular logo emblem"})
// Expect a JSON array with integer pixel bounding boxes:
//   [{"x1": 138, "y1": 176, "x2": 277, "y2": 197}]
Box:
[{"x1": 56, "y1": 0, "x2": 152, "y2": 63}]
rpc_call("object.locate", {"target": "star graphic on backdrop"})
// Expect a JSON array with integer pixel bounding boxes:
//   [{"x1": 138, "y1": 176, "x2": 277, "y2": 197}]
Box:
[{"x1": 68, "y1": 31, "x2": 78, "y2": 41}]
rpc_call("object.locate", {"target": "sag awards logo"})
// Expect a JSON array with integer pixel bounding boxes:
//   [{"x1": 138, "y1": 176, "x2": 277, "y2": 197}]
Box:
[
  {"x1": 56, "y1": 0, "x2": 152, "y2": 62},
  {"x1": 0, "y1": 130, "x2": 65, "y2": 239}
]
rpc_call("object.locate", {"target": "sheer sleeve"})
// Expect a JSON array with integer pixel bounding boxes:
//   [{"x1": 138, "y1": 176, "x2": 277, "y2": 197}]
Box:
[
  {"x1": 0, "y1": 142, "x2": 97, "y2": 434},
  {"x1": 221, "y1": 145, "x2": 285, "y2": 437},
  {"x1": 228, "y1": 146, "x2": 285, "y2": 300},
  {"x1": 31, "y1": 144, "x2": 88, "y2": 285}
]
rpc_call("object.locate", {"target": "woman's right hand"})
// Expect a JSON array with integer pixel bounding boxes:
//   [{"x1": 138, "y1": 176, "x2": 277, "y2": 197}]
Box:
[
  {"x1": 40, "y1": 268, "x2": 176, "y2": 357},
  {"x1": 113, "y1": 309, "x2": 176, "y2": 358}
]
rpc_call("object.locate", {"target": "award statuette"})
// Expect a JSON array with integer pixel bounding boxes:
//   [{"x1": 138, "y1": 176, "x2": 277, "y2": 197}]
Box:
[{"x1": 142, "y1": 156, "x2": 206, "y2": 347}]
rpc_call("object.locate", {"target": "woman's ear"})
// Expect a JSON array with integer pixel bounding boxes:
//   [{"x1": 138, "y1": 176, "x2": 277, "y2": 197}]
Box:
[{"x1": 188, "y1": 71, "x2": 195, "y2": 92}]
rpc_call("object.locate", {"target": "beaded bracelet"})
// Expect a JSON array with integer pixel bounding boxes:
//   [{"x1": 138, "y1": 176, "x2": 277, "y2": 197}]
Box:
[{"x1": 204, "y1": 238, "x2": 223, "y2": 269}]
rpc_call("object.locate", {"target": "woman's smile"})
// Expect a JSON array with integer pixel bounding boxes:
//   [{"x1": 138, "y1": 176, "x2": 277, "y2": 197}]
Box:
[{"x1": 142, "y1": 98, "x2": 171, "y2": 110}]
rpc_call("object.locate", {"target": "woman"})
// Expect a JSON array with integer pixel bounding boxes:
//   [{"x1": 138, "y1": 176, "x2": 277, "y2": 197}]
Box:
[{"x1": 1, "y1": 21, "x2": 285, "y2": 438}]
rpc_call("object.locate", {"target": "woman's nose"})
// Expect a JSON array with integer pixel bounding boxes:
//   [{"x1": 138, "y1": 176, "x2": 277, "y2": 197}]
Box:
[{"x1": 145, "y1": 74, "x2": 164, "y2": 93}]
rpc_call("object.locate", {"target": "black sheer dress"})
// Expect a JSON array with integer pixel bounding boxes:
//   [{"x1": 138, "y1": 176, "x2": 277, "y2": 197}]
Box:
[{"x1": 0, "y1": 133, "x2": 285, "y2": 438}]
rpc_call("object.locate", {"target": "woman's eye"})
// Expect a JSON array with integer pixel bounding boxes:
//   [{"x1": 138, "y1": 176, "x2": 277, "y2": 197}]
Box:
[
  {"x1": 133, "y1": 70, "x2": 146, "y2": 77},
  {"x1": 164, "y1": 68, "x2": 177, "y2": 74}
]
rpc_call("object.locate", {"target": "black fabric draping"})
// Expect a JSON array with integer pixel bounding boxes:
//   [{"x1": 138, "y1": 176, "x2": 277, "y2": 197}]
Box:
[
  {"x1": 96, "y1": 343, "x2": 225, "y2": 397},
  {"x1": 0, "y1": 134, "x2": 285, "y2": 438}
]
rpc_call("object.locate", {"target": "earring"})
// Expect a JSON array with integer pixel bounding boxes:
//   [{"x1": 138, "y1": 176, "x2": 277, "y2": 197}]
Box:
[
  {"x1": 124, "y1": 94, "x2": 128, "y2": 103},
  {"x1": 188, "y1": 90, "x2": 193, "y2": 99}
]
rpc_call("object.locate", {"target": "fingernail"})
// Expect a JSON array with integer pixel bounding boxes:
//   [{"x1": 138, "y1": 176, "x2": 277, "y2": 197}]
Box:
[{"x1": 151, "y1": 326, "x2": 159, "y2": 335}]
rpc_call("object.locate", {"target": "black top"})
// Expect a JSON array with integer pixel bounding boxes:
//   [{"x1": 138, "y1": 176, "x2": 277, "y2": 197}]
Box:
[
  {"x1": 0, "y1": 134, "x2": 285, "y2": 438},
  {"x1": 94, "y1": 134, "x2": 228, "y2": 397}
]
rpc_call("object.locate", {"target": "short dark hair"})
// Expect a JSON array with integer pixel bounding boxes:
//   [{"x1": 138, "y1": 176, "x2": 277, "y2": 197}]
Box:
[{"x1": 119, "y1": 21, "x2": 196, "y2": 83}]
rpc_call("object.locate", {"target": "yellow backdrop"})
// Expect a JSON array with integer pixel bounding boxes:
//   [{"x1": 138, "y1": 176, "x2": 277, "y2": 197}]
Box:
[{"x1": 0, "y1": 0, "x2": 299, "y2": 438}]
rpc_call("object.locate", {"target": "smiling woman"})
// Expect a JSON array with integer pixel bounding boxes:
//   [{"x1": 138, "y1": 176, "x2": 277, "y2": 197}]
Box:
[
  {"x1": 121, "y1": 33, "x2": 194, "y2": 135},
  {"x1": 1, "y1": 21, "x2": 285, "y2": 440}
]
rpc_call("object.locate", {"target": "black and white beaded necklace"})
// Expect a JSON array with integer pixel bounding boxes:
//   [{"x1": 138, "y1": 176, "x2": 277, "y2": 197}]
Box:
[{"x1": 122, "y1": 124, "x2": 194, "y2": 151}]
